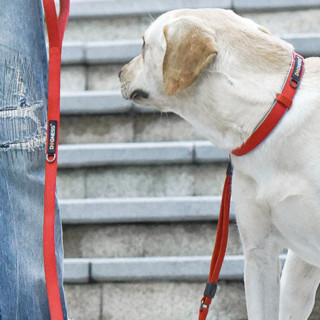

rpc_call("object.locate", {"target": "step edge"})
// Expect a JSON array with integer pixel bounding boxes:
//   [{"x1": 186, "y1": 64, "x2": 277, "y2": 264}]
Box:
[{"x1": 60, "y1": 195, "x2": 236, "y2": 224}]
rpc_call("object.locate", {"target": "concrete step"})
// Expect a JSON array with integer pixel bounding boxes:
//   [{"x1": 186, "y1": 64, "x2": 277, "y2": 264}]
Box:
[
  {"x1": 63, "y1": 255, "x2": 248, "y2": 283},
  {"x1": 63, "y1": 221, "x2": 242, "y2": 259},
  {"x1": 57, "y1": 162, "x2": 227, "y2": 199},
  {"x1": 56, "y1": 141, "x2": 228, "y2": 199},
  {"x1": 59, "y1": 91, "x2": 203, "y2": 144},
  {"x1": 64, "y1": 279, "x2": 320, "y2": 320},
  {"x1": 60, "y1": 1, "x2": 320, "y2": 42},
  {"x1": 60, "y1": 196, "x2": 241, "y2": 258},
  {"x1": 60, "y1": 196, "x2": 233, "y2": 224},
  {"x1": 60, "y1": 34, "x2": 320, "y2": 66},
  {"x1": 60, "y1": 34, "x2": 320, "y2": 91},
  {"x1": 58, "y1": 141, "x2": 228, "y2": 168},
  {"x1": 62, "y1": 255, "x2": 320, "y2": 320},
  {"x1": 66, "y1": 0, "x2": 320, "y2": 19},
  {"x1": 58, "y1": 162, "x2": 229, "y2": 199},
  {"x1": 60, "y1": 112, "x2": 201, "y2": 144},
  {"x1": 64, "y1": 280, "x2": 247, "y2": 320},
  {"x1": 63, "y1": 255, "x2": 247, "y2": 319}
]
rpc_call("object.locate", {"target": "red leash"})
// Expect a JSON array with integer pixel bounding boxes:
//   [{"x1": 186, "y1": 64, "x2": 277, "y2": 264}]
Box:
[
  {"x1": 43, "y1": 0, "x2": 70, "y2": 319},
  {"x1": 199, "y1": 162, "x2": 233, "y2": 319},
  {"x1": 198, "y1": 52, "x2": 304, "y2": 319}
]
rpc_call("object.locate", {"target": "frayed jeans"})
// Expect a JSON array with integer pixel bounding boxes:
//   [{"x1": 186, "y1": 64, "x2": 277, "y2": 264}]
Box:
[{"x1": 0, "y1": 1, "x2": 68, "y2": 319}]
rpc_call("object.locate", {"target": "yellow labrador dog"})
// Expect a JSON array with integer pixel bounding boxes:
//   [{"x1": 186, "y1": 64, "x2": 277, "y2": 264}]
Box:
[{"x1": 119, "y1": 8, "x2": 320, "y2": 319}]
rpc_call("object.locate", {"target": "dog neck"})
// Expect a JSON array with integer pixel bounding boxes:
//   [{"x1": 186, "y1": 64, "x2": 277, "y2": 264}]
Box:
[{"x1": 175, "y1": 33, "x2": 293, "y2": 152}]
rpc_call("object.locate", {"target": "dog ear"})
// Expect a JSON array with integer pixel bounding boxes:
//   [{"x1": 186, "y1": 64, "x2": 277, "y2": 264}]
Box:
[
  {"x1": 163, "y1": 18, "x2": 217, "y2": 96},
  {"x1": 257, "y1": 24, "x2": 271, "y2": 35}
]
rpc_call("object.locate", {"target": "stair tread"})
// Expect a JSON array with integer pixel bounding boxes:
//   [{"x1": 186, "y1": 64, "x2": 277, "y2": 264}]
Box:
[
  {"x1": 63, "y1": 255, "x2": 286, "y2": 283},
  {"x1": 60, "y1": 195, "x2": 235, "y2": 224},
  {"x1": 59, "y1": 34, "x2": 320, "y2": 66},
  {"x1": 58, "y1": 140, "x2": 228, "y2": 168},
  {"x1": 64, "y1": 0, "x2": 320, "y2": 19}
]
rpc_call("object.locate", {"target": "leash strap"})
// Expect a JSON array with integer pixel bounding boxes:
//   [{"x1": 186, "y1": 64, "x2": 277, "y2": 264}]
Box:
[
  {"x1": 199, "y1": 162, "x2": 233, "y2": 320},
  {"x1": 198, "y1": 52, "x2": 304, "y2": 319},
  {"x1": 43, "y1": 1, "x2": 70, "y2": 319}
]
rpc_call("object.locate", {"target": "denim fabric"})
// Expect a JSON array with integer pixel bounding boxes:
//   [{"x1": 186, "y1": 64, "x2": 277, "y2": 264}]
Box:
[{"x1": 0, "y1": 1, "x2": 68, "y2": 319}]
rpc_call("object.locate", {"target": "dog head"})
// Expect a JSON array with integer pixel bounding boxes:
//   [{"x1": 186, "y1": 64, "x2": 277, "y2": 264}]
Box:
[
  {"x1": 119, "y1": 10, "x2": 219, "y2": 111},
  {"x1": 119, "y1": 9, "x2": 293, "y2": 149}
]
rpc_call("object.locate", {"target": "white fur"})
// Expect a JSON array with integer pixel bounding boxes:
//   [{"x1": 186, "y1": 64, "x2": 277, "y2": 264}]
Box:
[{"x1": 120, "y1": 8, "x2": 320, "y2": 319}]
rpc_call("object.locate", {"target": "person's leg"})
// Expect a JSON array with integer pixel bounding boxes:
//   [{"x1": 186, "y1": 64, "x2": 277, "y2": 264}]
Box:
[{"x1": 0, "y1": 1, "x2": 68, "y2": 319}]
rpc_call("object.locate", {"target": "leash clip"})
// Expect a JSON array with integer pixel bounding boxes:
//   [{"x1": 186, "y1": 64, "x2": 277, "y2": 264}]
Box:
[
  {"x1": 289, "y1": 78, "x2": 299, "y2": 88},
  {"x1": 46, "y1": 153, "x2": 56, "y2": 163},
  {"x1": 199, "y1": 282, "x2": 217, "y2": 311},
  {"x1": 200, "y1": 299, "x2": 208, "y2": 311}
]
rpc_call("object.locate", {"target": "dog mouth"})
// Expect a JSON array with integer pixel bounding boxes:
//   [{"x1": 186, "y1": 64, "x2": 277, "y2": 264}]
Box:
[{"x1": 129, "y1": 89, "x2": 149, "y2": 100}]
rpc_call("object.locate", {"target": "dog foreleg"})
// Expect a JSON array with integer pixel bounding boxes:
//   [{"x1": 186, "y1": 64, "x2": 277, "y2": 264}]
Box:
[
  {"x1": 235, "y1": 199, "x2": 282, "y2": 319},
  {"x1": 233, "y1": 172, "x2": 284, "y2": 319},
  {"x1": 279, "y1": 250, "x2": 320, "y2": 320},
  {"x1": 243, "y1": 243, "x2": 282, "y2": 319},
  {"x1": 237, "y1": 214, "x2": 282, "y2": 319}
]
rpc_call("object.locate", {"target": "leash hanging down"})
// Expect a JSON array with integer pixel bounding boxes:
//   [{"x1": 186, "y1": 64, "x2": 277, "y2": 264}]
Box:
[
  {"x1": 43, "y1": 0, "x2": 70, "y2": 319},
  {"x1": 198, "y1": 52, "x2": 305, "y2": 320}
]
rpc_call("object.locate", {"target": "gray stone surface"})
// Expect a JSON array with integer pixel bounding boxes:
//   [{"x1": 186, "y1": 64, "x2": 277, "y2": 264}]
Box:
[
  {"x1": 63, "y1": 255, "x2": 289, "y2": 284},
  {"x1": 91, "y1": 255, "x2": 245, "y2": 281},
  {"x1": 63, "y1": 280, "x2": 320, "y2": 320},
  {"x1": 60, "y1": 91, "x2": 131, "y2": 115},
  {"x1": 193, "y1": 164, "x2": 228, "y2": 196},
  {"x1": 60, "y1": 114, "x2": 135, "y2": 144},
  {"x1": 243, "y1": 9, "x2": 320, "y2": 34},
  {"x1": 64, "y1": 258, "x2": 90, "y2": 283},
  {"x1": 60, "y1": 10, "x2": 320, "y2": 43},
  {"x1": 85, "y1": 165, "x2": 195, "y2": 198},
  {"x1": 62, "y1": 255, "x2": 249, "y2": 283},
  {"x1": 57, "y1": 141, "x2": 227, "y2": 169},
  {"x1": 234, "y1": 0, "x2": 320, "y2": 12},
  {"x1": 133, "y1": 113, "x2": 205, "y2": 142},
  {"x1": 60, "y1": 41, "x2": 85, "y2": 64},
  {"x1": 195, "y1": 142, "x2": 230, "y2": 163},
  {"x1": 88, "y1": 65, "x2": 122, "y2": 91},
  {"x1": 57, "y1": 141, "x2": 229, "y2": 168},
  {"x1": 59, "y1": 32, "x2": 320, "y2": 92},
  {"x1": 86, "y1": 40, "x2": 142, "y2": 64},
  {"x1": 68, "y1": 0, "x2": 231, "y2": 19},
  {"x1": 102, "y1": 281, "x2": 247, "y2": 320},
  {"x1": 63, "y1": 16, "x2": 151, "y2": 42},
  {"x1": 63, "y1": 222, "x2": 242, "y2": 258},
  {"x1": 281, "y1": 33, "x2": 320, "y2": 57},
  {"x1": 61, "y1": 34, "x2": 320, "y2": 67},
  {"x1": 60, "y1": 196, "x2": 234, "y2": 224},
  {"x1": 58, "y1": 141, "x2": 194, "y2": 168},
  {"x1": 81, "y1": 164, "x2": 226, "y2": 198},
  {"x1": 61, "y1": 66, "x2": 86, "y2": 91},
  {"x1": 57, "y1": 169, "x2": 86, "y2": 199},
  {"x1": 60, "y1": 112, "x2": 203, "y2": 144},
  {"x1": 66, "y1": 0, "x2": 320, "y2": 19},
  {"x1": 64, "y1": 284, "x2": 102, "y2": 320}
]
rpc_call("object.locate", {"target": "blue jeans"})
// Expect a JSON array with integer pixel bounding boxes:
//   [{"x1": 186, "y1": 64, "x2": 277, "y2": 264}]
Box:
[{"x1": 0, "y1": 1, "x2": 68, "y2": 319}]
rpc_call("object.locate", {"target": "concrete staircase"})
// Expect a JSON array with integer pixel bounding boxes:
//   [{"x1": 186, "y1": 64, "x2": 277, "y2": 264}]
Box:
[{"x1": 52, "y1": 1, "x2": 320, "y2": 319}]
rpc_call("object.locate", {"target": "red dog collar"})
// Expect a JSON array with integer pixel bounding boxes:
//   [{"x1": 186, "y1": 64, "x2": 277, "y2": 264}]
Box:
[{"x1": 232, "y1": 52, "x2": 305, "y2": 156}]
